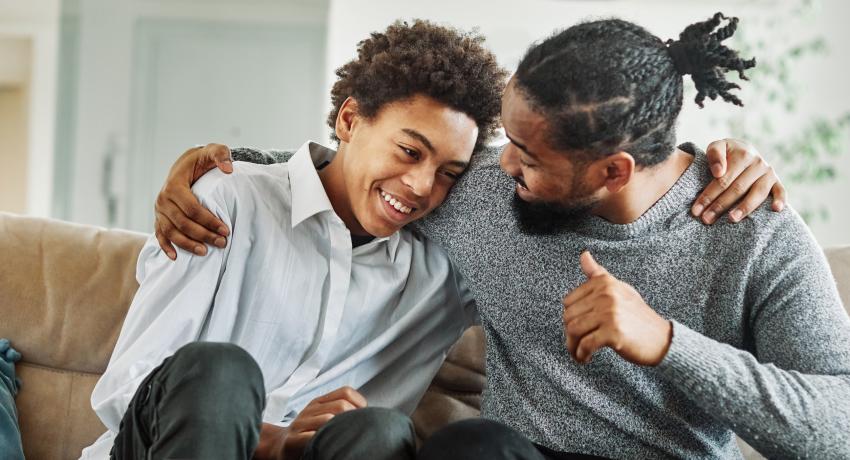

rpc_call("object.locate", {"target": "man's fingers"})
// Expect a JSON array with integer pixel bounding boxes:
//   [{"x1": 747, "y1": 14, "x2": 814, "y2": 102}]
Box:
[
  {"x1": 580, "y1": 251, "x2": 608, "y2": 278},
  {"x1": 703, "y1": 161, "x2": 767, "y2": 224},
  {"x1": 167, "y1": 183, "x2": 230, "y2": 238},
  {"x1": 156, "y1": 211, "x2": 208, "y2": 256},
  {"x1": 562, "y1": 296, "x2": 599, "y2": 325},
  {"x1": 203, "y1": 143, "x2": 234, "y2": 175},
  {"x1": 770, "y1": 182, "x2": 786, "y2": 212},
  {"x1": 314, "y1": 386, "x2": 367, "y2": 409},
  {"x1": 692, "y1": 145, "x2": 753, "y2": 218},
  {"x1": 167, "y1": 190, "x2": 228, "y2": 243},
  {"x1": 565, "y1": 316, "x2": 601, "y2": 359},
  {"x1": 154, "y1": 228, "x2": 177, "y2": 261},
  {"x1": 697, "y1": 160, "x2": 766, "y2": 224},
  {"x1": 562, "y1": 273, "x2": 611, "y2": 309},
  {"x1": 187, "y1": 144, "x2": 232, "y2": 182},
  {"x1": 164, "y1": 198, "x2": 226, "y2": 248},
  {"x1": 157, "y1": 195, "x2": 220, "y2": 248},
  {"x1": 705, "y1": 140, "x2": 730, "y2": 178},
  {"x1": 565, "y1": 314, "x2": 603, "y2": 345},
  {"x1": 575, "y1": 329, "x2": 612, "y2": 364},
  {"x1": 727, "y1": 173, "x2": 777, "y2": 222}
]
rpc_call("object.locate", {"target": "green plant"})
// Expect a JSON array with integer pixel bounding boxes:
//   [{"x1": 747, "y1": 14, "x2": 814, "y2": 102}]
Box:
[{"x1": 699, "y1": 0, "x2": 850, "y2": 223}]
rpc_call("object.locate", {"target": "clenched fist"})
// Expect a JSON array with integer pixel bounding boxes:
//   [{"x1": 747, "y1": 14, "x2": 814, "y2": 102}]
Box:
[{"x1": 562, "y1": 251, "x2": 673, "y2": 366}]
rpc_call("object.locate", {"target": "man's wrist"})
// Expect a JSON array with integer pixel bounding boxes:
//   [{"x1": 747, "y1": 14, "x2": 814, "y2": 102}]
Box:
[{"x1": 655, "y1": 319, "x2": 674, "y2": 365}]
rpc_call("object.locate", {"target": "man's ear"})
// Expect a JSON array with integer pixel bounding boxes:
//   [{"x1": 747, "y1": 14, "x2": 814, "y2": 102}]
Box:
[
  {"x1": 335, "y1": 97, "x2": 359, "y2": 143},
  {"x1": 600, "y1": 152, "x2": 635, "y2": 193}
]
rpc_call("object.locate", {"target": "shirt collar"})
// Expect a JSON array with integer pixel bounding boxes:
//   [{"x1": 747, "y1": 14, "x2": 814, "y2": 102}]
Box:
[
  {"x1": 289, "y1": 141, "x2": 336, "y2": 228},
  {"x1": 288, "y1": 141, "x2": 403, "y2": 257}
]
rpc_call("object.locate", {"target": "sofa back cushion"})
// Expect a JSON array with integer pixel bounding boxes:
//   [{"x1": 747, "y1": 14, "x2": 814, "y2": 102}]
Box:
[{"x1": 0, "y1": 213, "x2": 145, "y2": 459}]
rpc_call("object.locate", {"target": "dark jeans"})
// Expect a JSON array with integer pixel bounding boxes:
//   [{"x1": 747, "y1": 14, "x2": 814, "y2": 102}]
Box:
[
  {"x1": 111, "y1": 342, "x2": 266, "y2": 459},
  {"x1": 111, "y1": 342, "x2": 606, "y2": 460},
  {"x1": 305, "y1": 407, "x2": 609, "y2": 460}
]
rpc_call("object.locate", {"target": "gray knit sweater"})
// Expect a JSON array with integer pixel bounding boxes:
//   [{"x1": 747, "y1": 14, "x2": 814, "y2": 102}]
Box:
[{"x1": 232, "y1": 145, "x2": 850, "y2": 459}]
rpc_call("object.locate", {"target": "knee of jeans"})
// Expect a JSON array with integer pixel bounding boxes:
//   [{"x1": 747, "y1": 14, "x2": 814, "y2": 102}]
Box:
[
  {"x1": 306, "y1": 407, "x2": 414, "y2": 460},
  {"x1": 422, "y1": 418, "x2": 532, "y2": 456},
  {"x1": 328, "y1": 407, "x2": 411, "y2": 435},
  {"x1": 171, "y1": 342, "x2": 263, "y2": 393}
]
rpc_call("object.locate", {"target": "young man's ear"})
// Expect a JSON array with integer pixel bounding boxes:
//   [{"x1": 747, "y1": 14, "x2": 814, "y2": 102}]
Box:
[
  {"x1": 335, "y1": 97, "x2": 359, "y2": 143},
  {"x1": 599, "y1": 152, "x2": 635, "y2": 193}
]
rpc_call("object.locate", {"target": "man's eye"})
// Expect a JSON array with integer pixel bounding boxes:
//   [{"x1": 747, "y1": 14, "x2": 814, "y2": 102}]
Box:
[{"x1": 441, "y1": 170, "x2": 461, "y2": 180}]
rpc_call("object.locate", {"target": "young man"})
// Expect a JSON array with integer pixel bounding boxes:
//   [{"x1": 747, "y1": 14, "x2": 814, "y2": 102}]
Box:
[
  {"x1": 81, "y1": 21, "x2": 506, "y2": 460},
  {"x1": 156, "y1": 14, "x2": 849, "y2": 460}
]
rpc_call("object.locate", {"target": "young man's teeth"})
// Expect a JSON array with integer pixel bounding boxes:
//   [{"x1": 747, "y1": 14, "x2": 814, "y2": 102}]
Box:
[{"x1": 380, "y1": 190, "x2": 413, "y2": 214}]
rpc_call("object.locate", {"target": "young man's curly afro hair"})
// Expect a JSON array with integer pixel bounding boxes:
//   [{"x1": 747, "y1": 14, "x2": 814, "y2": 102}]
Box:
[{"x1": 327, "y1": 20, "x2": 508, "y2": 153}]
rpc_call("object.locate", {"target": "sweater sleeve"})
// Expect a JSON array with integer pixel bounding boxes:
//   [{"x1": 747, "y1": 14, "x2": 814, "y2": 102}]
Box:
[
  {"x1": 231, "y1": 147, "x2": 294, "y2": 165},
  {"x1": 656, "y1": 209, "x2": 850, "y2": 458}
]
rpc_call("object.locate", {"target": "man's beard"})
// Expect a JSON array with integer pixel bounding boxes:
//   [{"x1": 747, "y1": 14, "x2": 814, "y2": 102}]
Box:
[{"x1": 511, "y1": 174, "x2": 599, "y2": 235}]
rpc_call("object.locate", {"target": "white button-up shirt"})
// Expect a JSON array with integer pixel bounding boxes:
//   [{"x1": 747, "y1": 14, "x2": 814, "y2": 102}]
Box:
[{"x1": 82, "y1": 142, "x2": 476, "y2": 459}]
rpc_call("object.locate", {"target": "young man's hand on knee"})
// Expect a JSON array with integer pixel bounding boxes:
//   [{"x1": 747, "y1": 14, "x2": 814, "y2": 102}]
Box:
[{"x1": 253, "y1": 386, "x2": 367, "y2": 460}]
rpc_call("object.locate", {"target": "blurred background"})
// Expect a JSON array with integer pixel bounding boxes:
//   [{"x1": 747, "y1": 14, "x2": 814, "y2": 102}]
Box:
[{"x1": 1, "y1": 0, "x2": 847, "y2": 245}]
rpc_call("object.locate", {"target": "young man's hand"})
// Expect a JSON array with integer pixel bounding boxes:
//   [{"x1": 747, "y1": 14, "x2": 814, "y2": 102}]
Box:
[
  {"x1": 693, "y1": 138, "x2": 786, "y2": 224},
  {"x1": 562, "y1": 252, "x2": 673, "y2": 367},
  {"x1": 253, "y1": 386, "x2": 367, "y2": 460}
]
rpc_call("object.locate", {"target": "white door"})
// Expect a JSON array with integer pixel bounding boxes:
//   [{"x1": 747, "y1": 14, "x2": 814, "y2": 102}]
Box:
[
  {"x1": 124, "y1": 20, "x2": 326, "y2": 232},
  {"x1": 58, "y1": 0, "x2": 329, "y2": 232}
]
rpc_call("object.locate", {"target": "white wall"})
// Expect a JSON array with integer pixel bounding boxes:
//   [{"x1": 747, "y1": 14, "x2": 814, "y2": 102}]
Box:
[
  {"x1": 0, "y1": 86, "x2": 29, "y2": 213},
  {"x1": 56, "y1": 0, "x2": 329, "y2": 230},
  {"x1": 0, "y1": 0, "x2": 60, "y2": 218},
  {"x1": 326, "y1": 0, "x2": 850, "y2": 246}
]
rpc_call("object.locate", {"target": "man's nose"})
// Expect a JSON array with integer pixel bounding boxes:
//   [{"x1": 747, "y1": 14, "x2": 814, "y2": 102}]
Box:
[{"x1": 500, "y1": 143, "x2": 521, "y2": 177}]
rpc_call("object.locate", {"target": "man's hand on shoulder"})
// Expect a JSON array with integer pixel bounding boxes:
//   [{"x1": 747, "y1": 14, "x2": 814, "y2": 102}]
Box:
[
  {"x1": 691, "y1": 138, "x2": 787, "y2": 225},
  {"x1": 562, "y1": 251, "x2": 673, "y2": 367},
  {"x1": 154, "y1": 143, "x2": 234, "y2": 260}
]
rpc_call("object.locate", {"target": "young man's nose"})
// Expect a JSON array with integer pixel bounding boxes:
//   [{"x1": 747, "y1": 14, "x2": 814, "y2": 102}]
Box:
[{"x1": 403, "y1": 167, "x2": 436, "y2": 199}]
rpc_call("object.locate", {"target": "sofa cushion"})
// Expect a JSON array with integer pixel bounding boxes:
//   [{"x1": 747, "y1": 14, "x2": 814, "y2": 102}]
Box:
[
  {"x1": 824, "y1": 246, "x2": 850, "y2": 310},
  {"x1": 14, "y1": 364, "x2": 102, "y2": 460},
  {"x1": 0, "y1": 213, "x2": 146, "y2": 458},
  {"x1": 0, "y1": 213, "x2": 145, "y2": 374}
]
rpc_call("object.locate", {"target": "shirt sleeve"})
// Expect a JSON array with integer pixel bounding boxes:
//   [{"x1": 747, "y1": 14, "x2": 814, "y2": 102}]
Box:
[
  {"x1": 90, "y1": 172, "x2": 235, "y2": 432},
  {"x1": 656, "y1": 209, "x2": 850, "y2": 458}
]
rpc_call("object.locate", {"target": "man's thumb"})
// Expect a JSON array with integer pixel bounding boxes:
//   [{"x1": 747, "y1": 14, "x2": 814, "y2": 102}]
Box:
[
  {"x1": 580, "y1": 251, "x2": 608, "y2": 278},
  {"x1": 207, "y1": 143, "x2": 233, "y2": 174}
]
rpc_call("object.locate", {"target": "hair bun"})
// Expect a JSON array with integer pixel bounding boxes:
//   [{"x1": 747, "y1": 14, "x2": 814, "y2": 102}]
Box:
[
  {"x1": 665, "y1": 39, "x2": 697, "y2": 76},
  {"x1": 665, "y1": 12, "x2": 757, "y2": 107}
]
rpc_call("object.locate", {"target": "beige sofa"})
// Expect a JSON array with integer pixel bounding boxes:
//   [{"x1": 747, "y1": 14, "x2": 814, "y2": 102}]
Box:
[{"x1": 0, "y1": 212, "x2": 848, "y2": 459}]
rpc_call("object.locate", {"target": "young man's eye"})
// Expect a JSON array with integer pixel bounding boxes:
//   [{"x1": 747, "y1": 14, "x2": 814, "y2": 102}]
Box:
[{"x1": 400, "y1": 146, "x2": 420, "y2": 160}]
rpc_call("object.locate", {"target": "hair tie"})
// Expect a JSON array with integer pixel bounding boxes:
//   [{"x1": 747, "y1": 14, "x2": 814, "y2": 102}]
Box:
[{"x1": 665, "y1": 39, "x2": 696, "y2": 76}]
